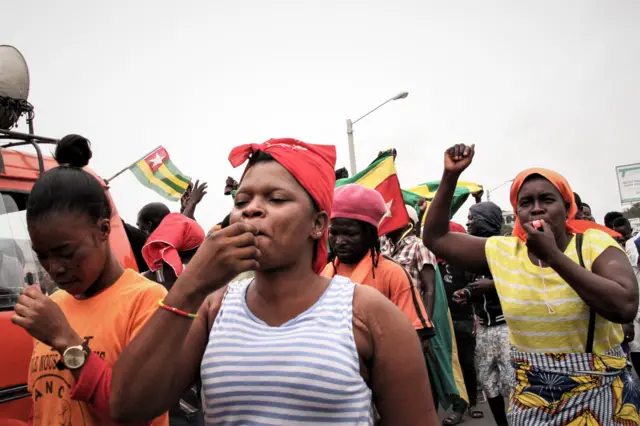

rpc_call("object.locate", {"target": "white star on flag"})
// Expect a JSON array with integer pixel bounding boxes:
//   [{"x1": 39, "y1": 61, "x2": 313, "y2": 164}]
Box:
[
  {"x1": 380, "y1": 200, "x2": 393, "y2": 224},
  {"x1": 149, "y1": 153, "x2": 164, "y2": 167}
]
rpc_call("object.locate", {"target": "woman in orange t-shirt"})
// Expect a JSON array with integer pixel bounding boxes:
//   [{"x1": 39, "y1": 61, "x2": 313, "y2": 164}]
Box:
[{"x1": 11, "y1": 135, "x2": 168, "y2": 426}]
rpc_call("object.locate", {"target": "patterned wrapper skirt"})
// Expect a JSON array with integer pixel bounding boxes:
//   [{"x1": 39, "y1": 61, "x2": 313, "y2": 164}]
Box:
[{"x1": 509, "y1": 346, "x2": 640, "y2": 425}]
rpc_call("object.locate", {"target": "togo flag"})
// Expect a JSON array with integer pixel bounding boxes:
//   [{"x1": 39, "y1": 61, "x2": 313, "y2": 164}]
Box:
[
  {"x1": 403, "y1": 180, "x2": 484, "y2": 220},
  {"x1": 424, "y1": 264, "x2": 470, "y2": 408},
  {"x1": 130, "y1": 146, "x2": 191, "y2": 201},
  {"x1": 336, "y1": 152, "x2": 409, "y2": 235}
]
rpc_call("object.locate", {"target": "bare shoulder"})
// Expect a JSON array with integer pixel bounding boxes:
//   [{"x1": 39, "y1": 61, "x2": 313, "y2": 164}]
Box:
[
  {"x1": 353, "y1": 282, "x2": 405, "y2": 315},
  {"x1": 352, "y1": 281, "x2": 436, "y2": 422},
  {"x1": 353, "y1": 284, "x2": 413, "y2": 340},
  {"x1": 201, "y1": 286, "x2": 228, "y2": 334},
  {"x1": 351, "y1": 284, "x2": 391, "y2": 382}
]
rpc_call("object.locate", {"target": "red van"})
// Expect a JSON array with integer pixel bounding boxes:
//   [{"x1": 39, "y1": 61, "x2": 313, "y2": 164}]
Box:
[{"x1": 0, "y1": 129, "x2": 138, "y2": 425}]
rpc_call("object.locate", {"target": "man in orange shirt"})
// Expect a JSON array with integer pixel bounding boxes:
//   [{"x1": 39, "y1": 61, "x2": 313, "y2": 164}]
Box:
[{"x1": 322, "y1": 184, "x2": 435, "y2": 342}]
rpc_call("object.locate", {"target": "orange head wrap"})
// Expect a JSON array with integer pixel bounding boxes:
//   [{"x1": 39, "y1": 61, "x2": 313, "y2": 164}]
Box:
[
  {"x1": 509, "y1": 168, "x2": 620, "y2": 241},
  {"x1": 228, "y1": 138, "x2": 337, "y2": 274}
]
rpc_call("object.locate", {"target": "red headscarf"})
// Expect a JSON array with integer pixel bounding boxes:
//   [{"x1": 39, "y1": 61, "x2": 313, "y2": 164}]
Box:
[
  {"x1": 228, "y1": 138, "x2": 337, "y2": 274},
  {"x1": 142, "y1": 213, "x2": 206, "y2": 276},
  {"x1": 509, "y1": 168, "x2": 620, "y2": 241},
  {"x1": 449, "y1": 221, "x2": 466, "y2": 233}
]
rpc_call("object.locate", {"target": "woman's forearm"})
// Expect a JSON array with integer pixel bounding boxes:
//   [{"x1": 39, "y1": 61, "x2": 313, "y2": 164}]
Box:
[
  {"x1": 420, "y1": 267, "x2": 436, "y2": 319},
  {"x1": 111, "y1": 222, "x2": 256, "y2": 422},
  {"x1": 423, "y1": 172, "x2": 460, "y2": 246},
  {"x1": 423, "y1": 172, "x2": 489, "y2": 273},
  {"x1": 71, "y1": 354, "x2": 152, "y2": 425},
  {"x1": 182, "y1": 201, "x2": 197, "y2": 220},
  {"x1": 548, "y1": 250, "x2": 637, "y2": 323},
  {"x1": 110, "y1": 283, "x2": 209, "y2": 423}
]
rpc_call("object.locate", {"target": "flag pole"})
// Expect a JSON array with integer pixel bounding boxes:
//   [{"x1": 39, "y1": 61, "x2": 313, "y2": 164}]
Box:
[{"x1": 104, "y1": 146, "x2": 161, "y2": 184}]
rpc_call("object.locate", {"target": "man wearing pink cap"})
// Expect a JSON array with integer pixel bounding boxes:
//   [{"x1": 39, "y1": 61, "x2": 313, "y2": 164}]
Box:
[{"x1": 322, "y1": 184, "x2": 435, "y2": 342}]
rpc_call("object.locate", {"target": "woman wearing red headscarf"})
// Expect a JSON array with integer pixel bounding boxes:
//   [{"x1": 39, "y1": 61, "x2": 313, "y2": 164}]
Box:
[
  {"x1": 423, "y1": 144, "x2": 639, "y2": 425},
  {"x1": 109, "y1": 138, "x2": 436, "y2": 425}
]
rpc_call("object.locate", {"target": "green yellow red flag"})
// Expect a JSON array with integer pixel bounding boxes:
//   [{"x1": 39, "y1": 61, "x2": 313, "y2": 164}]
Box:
[
  {"x1": 129, "y1": 146, "x2": 191, "y2": 201},
  {"x1": 403, "y1": 180, "x2": 483, "y2": 221},
  {"x1": 336, "y1": 152, "x2": 409, "y2": 235}
]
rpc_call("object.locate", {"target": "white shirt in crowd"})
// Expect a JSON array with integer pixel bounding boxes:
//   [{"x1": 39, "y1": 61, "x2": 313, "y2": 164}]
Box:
[{"x1": 624, "y1": 237, "x2": 640, "y2": 352}]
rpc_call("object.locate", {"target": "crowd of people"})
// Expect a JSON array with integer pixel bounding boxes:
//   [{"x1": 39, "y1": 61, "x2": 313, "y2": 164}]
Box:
[{"x1": 9, "y1": 135, "x2": 640, "y2": 425}]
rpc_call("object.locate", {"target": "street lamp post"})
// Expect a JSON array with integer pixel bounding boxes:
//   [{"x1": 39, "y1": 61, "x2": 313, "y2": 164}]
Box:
[
  {"x1": 486, "y1": 179, "x2": 515, "y2": 202},
  {"x1": 346, "y1": 119, "x2": 356, "y2": 177},
  {"x1": 346, "y1": 91, "x2": 409, "y2": 176}
]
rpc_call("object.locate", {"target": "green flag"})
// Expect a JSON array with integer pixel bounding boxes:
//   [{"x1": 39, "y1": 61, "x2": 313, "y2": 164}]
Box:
[{"x1": 402, "y1": 180, "x2": 483, "y2": 220}]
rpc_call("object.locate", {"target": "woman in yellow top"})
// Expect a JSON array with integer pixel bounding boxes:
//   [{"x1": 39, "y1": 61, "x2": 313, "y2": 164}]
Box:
[{"x1": 424, "y1": 143, "x2": 640, "y2": 425}]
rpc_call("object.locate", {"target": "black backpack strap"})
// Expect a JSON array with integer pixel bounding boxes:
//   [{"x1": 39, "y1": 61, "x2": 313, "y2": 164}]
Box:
[{"x1": 576, "y1": 233, "x2": 596, "y2": 353}]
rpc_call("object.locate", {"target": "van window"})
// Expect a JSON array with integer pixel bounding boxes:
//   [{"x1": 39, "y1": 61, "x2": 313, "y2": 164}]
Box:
[{"x1": 0, "y1": 192, "x2": 50, "y2": 311}]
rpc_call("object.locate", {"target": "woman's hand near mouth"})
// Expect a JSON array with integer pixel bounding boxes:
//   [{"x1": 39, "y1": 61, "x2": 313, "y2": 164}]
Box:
[
  {"x1": 171, "y1": 222, "x2": 261, "y2": 302},
  {"x1": 522, "y1": 220, "x2": 562, "y2": 265},
  {"x1": 254, "y1": 229, "x2": 269, "y2": 238}
]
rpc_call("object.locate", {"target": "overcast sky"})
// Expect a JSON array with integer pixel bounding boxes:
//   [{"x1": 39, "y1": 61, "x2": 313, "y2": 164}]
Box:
[{"x1": 4, "y1": 0, "x2": 640, "y2": 229}]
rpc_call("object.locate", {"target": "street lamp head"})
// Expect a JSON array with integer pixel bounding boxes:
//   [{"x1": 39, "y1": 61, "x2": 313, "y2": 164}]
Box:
[
  {"x1": 347, "y1": 90, "x2": 409, "y2": 175},
  {"x1": 392, "y1": 91, "x2": 409, "y2": 101}
]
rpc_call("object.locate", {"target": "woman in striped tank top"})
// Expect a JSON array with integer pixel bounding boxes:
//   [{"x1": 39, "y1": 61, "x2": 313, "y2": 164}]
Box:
[
  {"x1": 424, "y1": 143, "x2": 640, "y2": 425},
  {"x1": 110, "y1": 138, "x2": 437, "y2": 425}
]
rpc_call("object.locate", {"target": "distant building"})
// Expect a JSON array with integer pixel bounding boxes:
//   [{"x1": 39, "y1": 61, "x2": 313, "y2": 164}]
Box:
[
  {"x1": 501, "y1": 211, "x2": 516, "y2": 236},
  {"x1": 503, "y1": 211, "x2": 516, "y2": 227}
]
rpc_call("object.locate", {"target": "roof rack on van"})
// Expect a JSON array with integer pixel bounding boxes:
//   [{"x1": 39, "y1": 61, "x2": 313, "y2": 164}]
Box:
[{"x1": 0, "y1": 128, "x2": 58, "y2": 174}]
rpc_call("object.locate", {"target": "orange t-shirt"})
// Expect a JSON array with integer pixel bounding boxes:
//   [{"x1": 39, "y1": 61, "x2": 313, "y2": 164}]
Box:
[
  {"x1": 27, "y1": 269, "x2": 169, "y2": 426},
  {"x1": 329, "y1": 256, "x2": 434, "y2": 336}
]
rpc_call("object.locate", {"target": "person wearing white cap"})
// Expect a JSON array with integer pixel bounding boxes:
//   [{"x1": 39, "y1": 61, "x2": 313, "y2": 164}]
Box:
[{"x1": 406, "y1": 204, "x2": 420, "y2": 230}]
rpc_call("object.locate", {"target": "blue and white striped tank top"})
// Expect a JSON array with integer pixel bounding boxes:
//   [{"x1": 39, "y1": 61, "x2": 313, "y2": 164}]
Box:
[{"x1": 201, "y1": 276, "x2": 374, "y2": 425}]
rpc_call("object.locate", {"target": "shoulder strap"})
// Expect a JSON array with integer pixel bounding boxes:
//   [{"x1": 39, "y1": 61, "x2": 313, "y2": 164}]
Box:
[
  {"x1": 392, "y1": 256, "x2": 433, "y2": 331},
  {"x1": 575, "y1": 233, "x2": 585, "y2": 268},
  {"x1": 576, "y1": 233, "x2": 596, "y2": 353}
]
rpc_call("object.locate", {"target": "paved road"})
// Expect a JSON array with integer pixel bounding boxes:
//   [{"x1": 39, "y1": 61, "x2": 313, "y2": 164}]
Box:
[{"x1": 438, "y1": 402, "x2": 498, "y2": 426}]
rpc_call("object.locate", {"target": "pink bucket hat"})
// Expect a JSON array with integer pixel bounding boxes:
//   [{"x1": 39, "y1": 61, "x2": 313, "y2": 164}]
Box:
[{"x1": 331, "y1": 184, "x2": 387, "y2": 229}]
